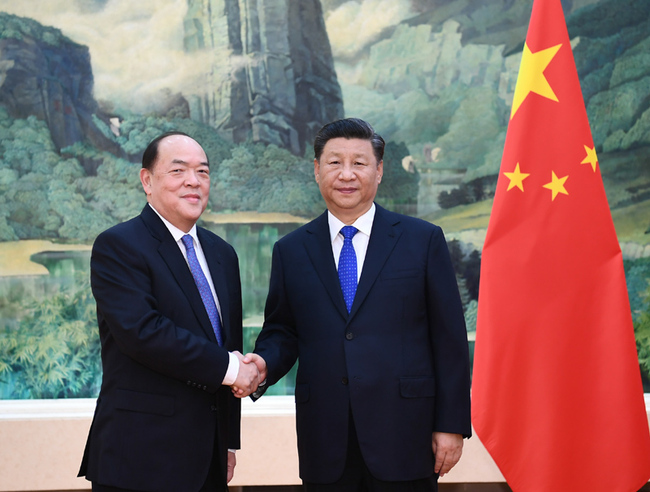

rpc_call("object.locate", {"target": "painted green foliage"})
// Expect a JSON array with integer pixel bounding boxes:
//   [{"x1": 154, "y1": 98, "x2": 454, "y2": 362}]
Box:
[{"x1": 0, "y1": 275, "x2": 100, "y2": 399}]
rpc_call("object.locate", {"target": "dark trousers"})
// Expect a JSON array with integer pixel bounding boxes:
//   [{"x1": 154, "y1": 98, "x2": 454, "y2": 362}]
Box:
[
  {"x1": 92, "y1": 472, "x2": 226, "y2": 492},
  {"x1": 92, "y1": 476, "x2": 226, "y2": 492},
  {"x1": 303, "y1": 416, "x2": 437, "y2": 492},
  {"x1": 92, "y1": 430, "x2": 227, "y2": 492}
]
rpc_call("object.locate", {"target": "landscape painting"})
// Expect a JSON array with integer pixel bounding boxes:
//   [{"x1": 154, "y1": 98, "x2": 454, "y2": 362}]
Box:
[{"x1": 0, "y1": 0, "x2": 648, "y2": 399}]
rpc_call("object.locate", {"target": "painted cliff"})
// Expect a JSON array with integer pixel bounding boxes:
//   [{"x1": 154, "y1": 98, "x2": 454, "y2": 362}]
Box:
[{"x1": 183, "y1": 0, "x2": 344, "y2": 156}]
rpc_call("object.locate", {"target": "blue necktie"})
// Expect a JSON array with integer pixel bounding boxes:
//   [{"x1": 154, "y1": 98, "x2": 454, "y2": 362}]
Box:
[
  {"x1": 338, "y1": 226, "x2": 358, "y2": 313},
  {"x1": 181, "y1": 235, "x2": 223, "y2": 346}
]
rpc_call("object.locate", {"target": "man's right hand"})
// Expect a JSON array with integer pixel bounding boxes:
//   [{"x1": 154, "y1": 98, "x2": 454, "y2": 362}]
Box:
[
  {"x1": 231, "y1": 351, "x2": 261, "y2": 397},
  {"x1": 231, "y1": 353, "x2": 267, "y2": 398},
  {"x1": 243, "y1": 353, "x2": 268, "y2": 382}
]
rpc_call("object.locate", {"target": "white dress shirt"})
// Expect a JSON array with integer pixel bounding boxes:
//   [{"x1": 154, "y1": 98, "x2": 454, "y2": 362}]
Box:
[
  {"x1": 328, "y1": 203, "x2": 376, "y2": 280},
  {"x1": 149, "y1": 204, "x2": 239, "y2": 385}
]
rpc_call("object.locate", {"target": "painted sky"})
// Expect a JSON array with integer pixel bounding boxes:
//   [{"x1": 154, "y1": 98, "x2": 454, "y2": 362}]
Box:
[
  {"x1": 326, "y1": 0, "x2": 414, "y2": 59},
  {"x1": 0, "y1": 0, "x2": 413, "y2": 112},
  {"x1": 0, "y1": 0, "x2": 208, "y2": 112}
]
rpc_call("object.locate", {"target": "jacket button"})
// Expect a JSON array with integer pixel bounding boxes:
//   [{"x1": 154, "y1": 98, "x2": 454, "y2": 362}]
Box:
[
  {"x1": 342, "y1": 377, "x2": 349, "y2": 385},
  {"x1": 345, "y1": 332, "x2": 353, "y2": 340},
  {"x1": 211, "y1": 405, "x2": 218, "y2": 412}
]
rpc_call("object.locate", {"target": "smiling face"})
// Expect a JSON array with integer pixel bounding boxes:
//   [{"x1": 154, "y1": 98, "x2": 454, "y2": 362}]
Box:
[
  {"x1": 314, "y1": 137, "x2": 383, "y2": 224},
  {"x1": 140, "y1": 134, "x2": 210, "y2": 232}
]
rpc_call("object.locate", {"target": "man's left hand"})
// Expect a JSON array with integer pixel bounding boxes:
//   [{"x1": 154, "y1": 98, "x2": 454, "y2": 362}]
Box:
[
  {"x1": 432, "y1": 432, "x2": 463, "y2": 477},
  {"x1": 227, "y1": 451, "x2": 236, "y2": 483}
]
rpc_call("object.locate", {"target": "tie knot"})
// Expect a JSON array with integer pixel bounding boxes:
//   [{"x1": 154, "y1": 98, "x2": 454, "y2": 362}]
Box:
[
  {"x1": 341, "y1": 226, "x2": 358, "y2": 241},
  {"x1": 181, "y1": 234, "x2": 194, "y2": 250}
]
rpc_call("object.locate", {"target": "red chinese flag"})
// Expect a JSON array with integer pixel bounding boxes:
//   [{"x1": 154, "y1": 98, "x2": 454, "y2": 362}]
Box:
[{"x1": 471, "y1": 0, "x2": 650, "y2": 490}]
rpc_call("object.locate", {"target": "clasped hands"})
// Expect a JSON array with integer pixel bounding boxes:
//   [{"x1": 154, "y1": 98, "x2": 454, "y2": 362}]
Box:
[{"x1": 231, "y1": 352, "x2": 267, "y2": 398}]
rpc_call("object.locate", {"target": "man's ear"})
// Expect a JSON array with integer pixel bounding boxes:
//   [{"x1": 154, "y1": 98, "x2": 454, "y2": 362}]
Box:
[{"x1": 140, "y1": 168, "x2": 152, "y2": 195}]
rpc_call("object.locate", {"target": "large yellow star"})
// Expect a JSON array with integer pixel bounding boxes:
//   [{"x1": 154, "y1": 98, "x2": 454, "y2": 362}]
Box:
[
  {"x1": 543, "y1": 171, "x2": 569, "y2": 201},
  {"x1": 581, "y1": 145, "x2": 598, "y2": 172},
  {"x1": 510, "y1": 43, "x2": 562, "y2": 119},
  {"x1": 504, "y1": 163, "x2": 530, "y2": 192}
]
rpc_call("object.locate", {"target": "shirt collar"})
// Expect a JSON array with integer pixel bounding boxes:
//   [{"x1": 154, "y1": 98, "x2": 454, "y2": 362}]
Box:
[
  {"x1": 148, "y1": 203, "x2": 198, "y2": 244},
  {"x1": 328, "y1": 203, "x2": 376, "y2": 242}
]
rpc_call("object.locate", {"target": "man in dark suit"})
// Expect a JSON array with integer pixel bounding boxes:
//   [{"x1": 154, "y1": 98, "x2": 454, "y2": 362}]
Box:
[
  {"x1": 79, "y1": 131, "x2": 261, "y2": 491},
  {"x1": 239, "y1": 118, "x2": 471, "y2": 491}
]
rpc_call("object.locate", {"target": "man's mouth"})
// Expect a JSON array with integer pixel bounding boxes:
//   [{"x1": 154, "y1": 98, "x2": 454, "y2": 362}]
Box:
[{"x1": 337, "y1": 187, "x2": 357, "y2": 194}]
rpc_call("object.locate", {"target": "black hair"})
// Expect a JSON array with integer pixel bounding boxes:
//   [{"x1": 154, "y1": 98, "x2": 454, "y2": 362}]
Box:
[
  {"x1": 313, "y1": 118, "x2": 385, "y2": 163},
  {"x1": 141, "y1": 131, "x2": 196, "y2": 170}
]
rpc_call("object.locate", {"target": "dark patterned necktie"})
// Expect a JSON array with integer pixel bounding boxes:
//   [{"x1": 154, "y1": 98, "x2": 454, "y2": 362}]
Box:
[
  {"x1": 338, "y1": 226, "x2": 358, "y2": 313},
  {"x1": 181, "y1": 235, "x2": 223, "y2": 346}
]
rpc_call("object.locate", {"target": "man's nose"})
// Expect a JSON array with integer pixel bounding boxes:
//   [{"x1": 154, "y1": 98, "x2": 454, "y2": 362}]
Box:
[
  {"x1": 185, "y1": 170, "x2": 201, "y2": 185},
  {"x1": 339, "y1": 163, "x2": 356, "y2": 179}
]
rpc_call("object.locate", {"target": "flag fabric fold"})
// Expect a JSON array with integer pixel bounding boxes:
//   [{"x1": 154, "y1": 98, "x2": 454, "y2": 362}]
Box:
[{"x1": 471, "y1": 0, "x2": 650, "y2": 490}]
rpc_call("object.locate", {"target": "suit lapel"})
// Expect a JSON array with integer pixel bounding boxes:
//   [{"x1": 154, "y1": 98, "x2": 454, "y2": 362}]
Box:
[
  {"x1": 350, "y1": 205, "x2": 402, "y2": 318},
  {"x1": 140, "y1": 206, "x2": 218, "y2": 343},
  {"x1": 304, "y1": 212, "x2": 349, "y2": 320}
]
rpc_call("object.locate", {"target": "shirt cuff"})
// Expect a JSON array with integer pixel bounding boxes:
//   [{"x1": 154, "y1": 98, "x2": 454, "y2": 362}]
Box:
[{"x1": 222, "y1": 352, "x2": 240, "y2": 386}]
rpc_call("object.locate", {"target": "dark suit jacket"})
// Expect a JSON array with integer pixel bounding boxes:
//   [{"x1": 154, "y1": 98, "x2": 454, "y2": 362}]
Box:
[
  {"x1": 254, "y1": 204, "x2": 471, "y2": 484},
  {"x1": 79, "y1": 205, "x2": 242, "y2": 491}
]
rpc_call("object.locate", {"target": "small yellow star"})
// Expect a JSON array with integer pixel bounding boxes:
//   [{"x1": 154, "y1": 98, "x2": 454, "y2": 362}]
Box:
[
  {"x1": 581, "y1": 145, "x2": 598, "y2": 172},
  {"x1": 511, "y1": 43, "x2": 562, "y2": 119},
  {"x1": 543, "y1": 171, "x2": 569, "y2": 201},
  {"x1": 504, "y1": 163, "x2": 530, "y2": 192}
]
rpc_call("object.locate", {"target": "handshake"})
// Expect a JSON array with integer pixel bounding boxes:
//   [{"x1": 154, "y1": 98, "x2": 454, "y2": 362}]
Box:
[{"x1": 230, "y1": 352, "x2": 267, "y2": 398}]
